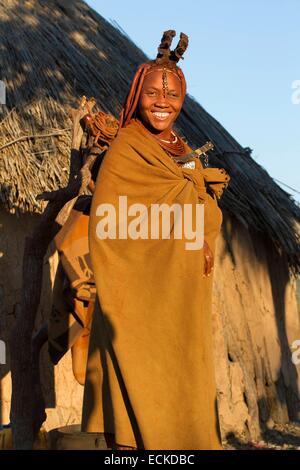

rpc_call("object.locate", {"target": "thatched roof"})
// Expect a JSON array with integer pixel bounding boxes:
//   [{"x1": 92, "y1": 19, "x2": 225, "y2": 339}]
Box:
[{"x1": 0, "y1": 0, "x2": 299, "y2": 274}]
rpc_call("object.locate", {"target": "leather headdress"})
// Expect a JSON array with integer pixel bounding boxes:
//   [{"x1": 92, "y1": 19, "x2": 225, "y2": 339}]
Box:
[{"x1": 155, "y1": 30, "x2": 189, "y2": 66}]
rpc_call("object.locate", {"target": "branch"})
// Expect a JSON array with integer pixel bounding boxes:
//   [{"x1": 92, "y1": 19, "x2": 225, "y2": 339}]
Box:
[{"x1": 0, "y1": 129, "x2": 71, "y2": 152}]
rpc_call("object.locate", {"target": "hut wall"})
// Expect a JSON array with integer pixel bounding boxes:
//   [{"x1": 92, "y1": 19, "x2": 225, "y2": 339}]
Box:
[
  {"x1": 0, "y1": 208, "x2": 83, "y2": 429},
  {"x1": 213, "y1": 215, "x2": 300, "y2": 441},
  {"x1": 0, "y1": 208, "x2": 299, "y2": 439}
]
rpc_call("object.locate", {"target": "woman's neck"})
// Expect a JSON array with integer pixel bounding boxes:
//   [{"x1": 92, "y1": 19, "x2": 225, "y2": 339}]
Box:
[{"x1": 134, "y1": 116, "x2": 172, "y2": 141}]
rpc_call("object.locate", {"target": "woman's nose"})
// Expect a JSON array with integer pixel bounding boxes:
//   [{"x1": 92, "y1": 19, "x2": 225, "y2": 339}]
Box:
[{"x1": 155, "y1": 93, "x2": 168, "y2": 107}]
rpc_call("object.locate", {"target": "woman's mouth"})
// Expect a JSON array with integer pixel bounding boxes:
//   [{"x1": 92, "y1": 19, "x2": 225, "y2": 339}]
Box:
[{"x1": 151, "y1": 111, "x2": 171, "y2": 121}]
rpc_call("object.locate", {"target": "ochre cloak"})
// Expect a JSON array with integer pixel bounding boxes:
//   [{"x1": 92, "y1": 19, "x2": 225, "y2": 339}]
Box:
[{"x1": 81, "y1": 119, "x2": 229, "y2": 450}]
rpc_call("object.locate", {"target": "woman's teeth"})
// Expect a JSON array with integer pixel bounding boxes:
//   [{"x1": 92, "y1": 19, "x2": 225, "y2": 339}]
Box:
[{"x1": 152, "y1": 112, "x2": 170, "y2": 120}]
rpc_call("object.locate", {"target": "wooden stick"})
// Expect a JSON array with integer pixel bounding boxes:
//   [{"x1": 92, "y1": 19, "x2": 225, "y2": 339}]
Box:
[{"x1": 0, "y1": 129, "x2": 71, "y2": 152}]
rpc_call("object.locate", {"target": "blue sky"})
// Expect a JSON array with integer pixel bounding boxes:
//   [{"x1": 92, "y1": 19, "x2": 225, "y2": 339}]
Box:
[{"x1": 86, "y1": 0, "x2": 300, "y2": 202}]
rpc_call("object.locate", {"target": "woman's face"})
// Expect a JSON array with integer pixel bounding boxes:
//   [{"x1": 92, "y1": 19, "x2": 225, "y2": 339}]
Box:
[{"x1": 138, "y1": 69, "x2": 184, "y2": 139}]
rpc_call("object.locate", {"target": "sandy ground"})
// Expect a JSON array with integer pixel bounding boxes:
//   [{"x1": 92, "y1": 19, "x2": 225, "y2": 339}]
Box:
[{"x1": 224, "y1": 422, "x2": 300, "y2": 450}]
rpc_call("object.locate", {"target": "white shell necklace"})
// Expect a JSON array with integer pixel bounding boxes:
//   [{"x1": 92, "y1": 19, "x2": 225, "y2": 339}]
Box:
[{"x1": 158, "y1": 131, "x2": 178, "y2": 144}]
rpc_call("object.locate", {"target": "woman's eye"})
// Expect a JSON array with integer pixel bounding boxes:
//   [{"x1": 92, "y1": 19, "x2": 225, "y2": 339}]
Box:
[{"x1": 147, "y1": 91, "x2": 156, "y2": 96}]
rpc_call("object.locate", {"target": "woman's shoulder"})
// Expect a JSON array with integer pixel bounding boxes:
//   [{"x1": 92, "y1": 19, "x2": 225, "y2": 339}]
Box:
[
  {"x1": 100, "y1": 120, "x2": 153, "y2": 169},
  {"x1": 108, "y1": 120, "x2": 148, "y2": 150}
]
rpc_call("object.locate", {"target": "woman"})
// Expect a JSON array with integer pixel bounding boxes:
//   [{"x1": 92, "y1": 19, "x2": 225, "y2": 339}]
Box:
[{"x1": 81, "y1": 30, "x2": 230, "y2": 450}]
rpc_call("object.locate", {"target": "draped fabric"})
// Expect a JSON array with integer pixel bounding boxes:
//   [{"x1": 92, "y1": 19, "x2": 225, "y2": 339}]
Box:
[
  {"x1": 48, "y1": 196, "x2": 95, "y2": 385},
  {"x1": 81, "y1": 119, "x2": 230, "y2": 449}
]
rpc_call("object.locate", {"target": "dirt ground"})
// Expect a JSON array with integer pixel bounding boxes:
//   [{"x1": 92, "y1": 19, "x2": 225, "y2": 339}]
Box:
[{"x1": 224, "y1": 422, "x2": 300, "y2": 450}]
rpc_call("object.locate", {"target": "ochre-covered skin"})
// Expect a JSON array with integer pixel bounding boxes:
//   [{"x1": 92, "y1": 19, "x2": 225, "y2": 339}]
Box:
[{"x1": 81, "y1": 120, "x2": 229, "y2": 449}]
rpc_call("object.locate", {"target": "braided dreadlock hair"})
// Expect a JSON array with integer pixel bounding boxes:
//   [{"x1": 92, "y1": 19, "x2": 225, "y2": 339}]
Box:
[{"x1": 119, "y1": 30, "x2": 189, "y2": 128}]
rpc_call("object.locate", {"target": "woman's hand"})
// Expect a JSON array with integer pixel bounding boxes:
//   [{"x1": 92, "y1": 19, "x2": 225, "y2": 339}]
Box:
[{"x1": 203, "y1": 240, "x2": 214, "y2": 277}]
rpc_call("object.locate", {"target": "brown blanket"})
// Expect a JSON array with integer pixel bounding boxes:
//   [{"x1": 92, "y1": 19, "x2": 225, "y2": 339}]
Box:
[
  {"x1": 48, "y1": 196, "x2": 95, "y2": 385},
  {"x1": 81, "y1": 119, "x2": 230, "y2": 449}
]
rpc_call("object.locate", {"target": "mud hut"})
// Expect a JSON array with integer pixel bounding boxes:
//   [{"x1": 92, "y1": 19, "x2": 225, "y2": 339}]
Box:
[{"x1": 0, "y1": 0, "x2": 300, "y2": 445}]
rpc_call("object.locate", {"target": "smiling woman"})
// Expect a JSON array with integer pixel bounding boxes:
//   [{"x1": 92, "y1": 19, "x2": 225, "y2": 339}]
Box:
[
  {"x1": 81, "y1": 30, "x2": 230, "y2": 450},
  {"x1": 137, "y1": 69, "x2": 183, "y2": 139}
]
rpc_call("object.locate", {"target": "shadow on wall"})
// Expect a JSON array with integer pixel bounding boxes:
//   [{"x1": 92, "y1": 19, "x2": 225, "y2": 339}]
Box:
[
  {"x1": 264, "y1": 237, "x2": 300, "y2": 422},
  {"x1": 0, "y1": 209, "x2": 56, "y2": 425},
  {"x1": 220, "y1": 214, "x2": 300, "y2": 438}
]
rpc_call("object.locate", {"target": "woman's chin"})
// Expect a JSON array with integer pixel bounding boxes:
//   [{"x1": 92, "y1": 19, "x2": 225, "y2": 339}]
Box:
[{"x1": 147, "y1": 120, "x2": 172, "y2": 134}]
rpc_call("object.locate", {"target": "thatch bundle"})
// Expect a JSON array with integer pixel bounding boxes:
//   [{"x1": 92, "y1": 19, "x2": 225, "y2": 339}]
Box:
[{"x1": 0, "y1": 0, "x2": 299, "y2": 277}]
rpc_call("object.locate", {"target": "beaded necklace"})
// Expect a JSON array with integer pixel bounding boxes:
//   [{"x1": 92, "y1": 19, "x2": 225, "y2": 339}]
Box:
[
  {"x1": 133, "y1": 119, "x2": 189, "y2": 163},
  {"x1": 151, "y1": 129, "x2": 187, "y2": 157}
]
